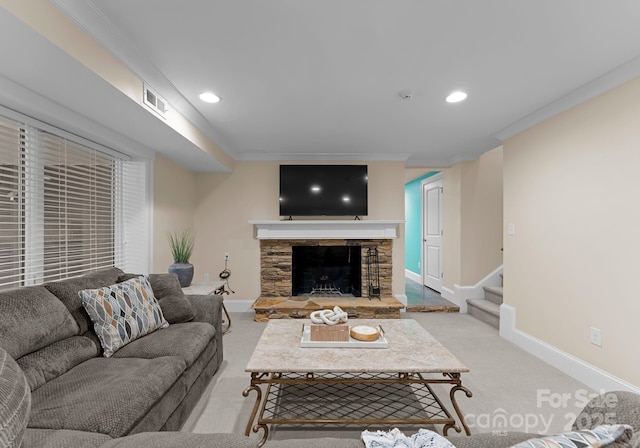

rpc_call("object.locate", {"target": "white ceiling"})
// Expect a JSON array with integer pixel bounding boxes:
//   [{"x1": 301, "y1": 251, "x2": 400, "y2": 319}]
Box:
[{"x1": 4, "y1": 1, "x2": 640, "y2": 170}]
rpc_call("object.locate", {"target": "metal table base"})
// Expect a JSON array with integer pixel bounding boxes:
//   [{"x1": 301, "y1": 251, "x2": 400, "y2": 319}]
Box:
[{"x1": 243, "y1": 371, "x2": 472, "y2": 446}]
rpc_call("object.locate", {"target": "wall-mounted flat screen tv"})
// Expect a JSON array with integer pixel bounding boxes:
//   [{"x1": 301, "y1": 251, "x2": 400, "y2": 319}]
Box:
[{"x1": 279, "y1": 165, "x2": 368, "y2": 217}]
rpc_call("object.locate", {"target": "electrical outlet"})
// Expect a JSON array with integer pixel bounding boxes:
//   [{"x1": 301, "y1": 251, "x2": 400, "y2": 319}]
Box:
[
  {"x1": 590, "y1": 327, "x2": 602, "y2": 347},
  {"x1": 224, "y1": 253, "x2": 230, "y2": 261}
]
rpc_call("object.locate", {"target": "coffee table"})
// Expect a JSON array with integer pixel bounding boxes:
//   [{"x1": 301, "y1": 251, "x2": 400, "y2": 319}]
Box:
[{"x1": 243, "y1": 319, "x2": 472, "y2": 446}]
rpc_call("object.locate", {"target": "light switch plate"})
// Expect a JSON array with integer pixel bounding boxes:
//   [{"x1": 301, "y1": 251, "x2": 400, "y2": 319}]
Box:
[{"x1": 590, "y1": 327, "x2": 602, "y2": 347}]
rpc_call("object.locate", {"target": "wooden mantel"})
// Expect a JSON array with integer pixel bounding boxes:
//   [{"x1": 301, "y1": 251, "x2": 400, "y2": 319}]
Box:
[{"x1": 249, "y1": 220, "x2": 403, "y2": 240}]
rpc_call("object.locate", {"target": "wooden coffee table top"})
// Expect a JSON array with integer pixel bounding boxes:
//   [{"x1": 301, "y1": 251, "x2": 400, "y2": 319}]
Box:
[{"x1": 245, "y1": 319, "x2": 468, "y2": 374}]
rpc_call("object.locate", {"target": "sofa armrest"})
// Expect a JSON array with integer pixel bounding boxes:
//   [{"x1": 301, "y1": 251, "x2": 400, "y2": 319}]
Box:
[
  {"x1": 185, "y1": 294, "x2": 224, "y2": 342},
  {"x1": 573, "y1": 391, "x2": 640, "y2": 433}
]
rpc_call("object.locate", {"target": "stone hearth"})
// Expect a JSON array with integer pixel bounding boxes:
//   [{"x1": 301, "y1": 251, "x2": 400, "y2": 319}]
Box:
[{"x1": 252, "y1": 296, "x2": 403, "y2": 322}]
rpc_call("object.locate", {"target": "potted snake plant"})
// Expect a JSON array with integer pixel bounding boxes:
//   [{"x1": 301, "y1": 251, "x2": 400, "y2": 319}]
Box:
[{"x1": 167, "y1": 228, "x2": 195, "y2": 287}]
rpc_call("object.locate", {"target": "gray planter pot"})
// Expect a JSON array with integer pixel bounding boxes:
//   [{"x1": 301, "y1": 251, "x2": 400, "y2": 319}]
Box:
[{"x1": 168, "y1": 263, "x2": 194, "y2": 287}]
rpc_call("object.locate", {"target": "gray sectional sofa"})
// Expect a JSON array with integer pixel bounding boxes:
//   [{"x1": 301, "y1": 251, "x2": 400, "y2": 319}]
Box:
[{"x1": 0, "y1": 267, "x2": 245, "y2": 448}]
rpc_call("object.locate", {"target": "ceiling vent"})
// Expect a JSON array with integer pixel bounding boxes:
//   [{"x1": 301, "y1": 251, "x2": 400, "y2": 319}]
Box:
[{"x1": 143, "y1": 83, "x2": 167, "y2": 118}]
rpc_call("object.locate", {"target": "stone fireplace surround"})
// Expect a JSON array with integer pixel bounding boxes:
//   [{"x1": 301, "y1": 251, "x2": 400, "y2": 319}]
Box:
[
  {"x1": 260, "y1": 238, "x2": 391, "y2": 299},
  {"x1": 250, "y1": 220, "x2": 402, "y2": 300}
]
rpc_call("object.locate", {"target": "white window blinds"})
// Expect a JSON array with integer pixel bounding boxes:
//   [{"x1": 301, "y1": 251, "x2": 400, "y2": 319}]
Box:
[
  {"x1": 0, "y1": 117, "x2": 22, "y2": 288},
  {"x1": 0, "y1": 112, "x2": 149, "y2": 290}
]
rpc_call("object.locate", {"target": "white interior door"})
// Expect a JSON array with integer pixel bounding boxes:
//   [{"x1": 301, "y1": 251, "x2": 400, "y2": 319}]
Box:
[{"x1": 422, "y1": 178, "x2": 443, "y2": 292}]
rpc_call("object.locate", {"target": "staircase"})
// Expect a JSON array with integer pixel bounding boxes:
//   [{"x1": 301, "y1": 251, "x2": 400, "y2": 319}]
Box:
[{"x1": 467, "y1": 285, "x2": 502, "y2": 329}]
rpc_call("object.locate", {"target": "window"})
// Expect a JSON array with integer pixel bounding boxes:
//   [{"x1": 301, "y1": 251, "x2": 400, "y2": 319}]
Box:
[{"x1": 0, "y1": 111, "x2": 149, "y2": 290}]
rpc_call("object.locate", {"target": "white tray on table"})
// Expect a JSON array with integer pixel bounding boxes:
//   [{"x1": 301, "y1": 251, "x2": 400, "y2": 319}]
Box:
[{"x1": 300, "y1": 324, "x2": 389, "y2": 349}]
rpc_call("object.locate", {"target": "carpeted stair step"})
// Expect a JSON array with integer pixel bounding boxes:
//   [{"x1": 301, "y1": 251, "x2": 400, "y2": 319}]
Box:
[
  {"x1": 467, "y1": 298, "x2": 500, "y2": 329},
  {"x1": 483, "y1": 285, "x2": 503, "y2": 305}
]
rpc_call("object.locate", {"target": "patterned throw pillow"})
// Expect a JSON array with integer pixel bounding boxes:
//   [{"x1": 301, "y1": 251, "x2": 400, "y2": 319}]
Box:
[
  {"x1": 511, "y1": 424, "x2": 633, "y2": 448},
  {"x1": 80, "y1": 276, "x2": 169, "y2": 357}
]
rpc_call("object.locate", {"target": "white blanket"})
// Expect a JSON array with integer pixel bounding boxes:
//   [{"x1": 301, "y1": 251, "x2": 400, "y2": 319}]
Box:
[{"x1": 361, "y1": 428, "x2": 455, "y2": 448}]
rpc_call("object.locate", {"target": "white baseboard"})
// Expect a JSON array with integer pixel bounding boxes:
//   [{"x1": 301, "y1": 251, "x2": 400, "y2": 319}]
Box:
[
  {"x1": 439, "y1": 286, "x2": 461, "y2": 310},
  {"x1": 440, "y1": 286, "x2": 455, "y2": 301},
  {"x1": 223, "y1": 299, "x2": 254, "y2": 313},
  {"x1": 395, "y1": 294, "x2": 408, "y2": 310},
  {"x1": 405, "y1": 269, "x2": 421, "y2": 283},
  {"x1": 436, "y1": 265, "x2": 503, "y2": 314},
  {"x1": 500, "y1": 304, "x2": 640, "y2": 394}
]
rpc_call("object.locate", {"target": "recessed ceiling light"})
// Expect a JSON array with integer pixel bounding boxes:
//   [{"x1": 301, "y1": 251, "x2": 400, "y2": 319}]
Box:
[
  {"x1": 310, "y1": 185, "x2": 321, "y2": 193},
  {"x1": 199, "y1": 92, "x2": 221, "y2": 103},
  {"x1": 446, "y1": 91, "x2": 467, "y2": 103}
]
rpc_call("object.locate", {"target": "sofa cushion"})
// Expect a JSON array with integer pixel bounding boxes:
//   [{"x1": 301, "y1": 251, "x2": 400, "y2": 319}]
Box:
[
  {"x1": 112, "y1": 322, "x2": 214, "y2": 368},
  {"x1": 447, "y1": 432, "x2": 537, "y2": 448},
  {"x1": 148, "y1": 274, "x2": 194, "y2": 323},
  {"x1": 80, "y1": 276, "x2": 169, "y2": 357},
  {"x1": 158, "y1": 294, "x2": 195, "y2": 324},
  {"x1": 81, "y1": 267, "x2": 124, "y2": 284},
  {"x1": 0, "y1": 286, "x2": 79, "y2": 359},
  {"x1": 29, "y1": 356, "x2": 186, "y2": 438},
  {"x1": 511, "y1": 424, "x2": 633, "y2": 448},
  {"x1": 45, "y1": 277, "x2": 123, "y2": 334},
  {"x1": 117, "y1": 273, "x2": 140, "y2": 283},
  {"x1": 100, "y1": 432, "x2": 257, "y2": 448},
  {"x1": 263, "y1": 439, "x2": 363, "y2": 448},
  {"x1": 117, "y1": 274, "x2": 195, "y2": 323},
  {"x1": 22, "y1": 428, "x2": 111, "y2": 448},
  {"x1": 0, "y1": 348, "x2": 31, "y2": 448},
  {"x1": 16, "y1": 336, "x2": 100, "y2": 391}
]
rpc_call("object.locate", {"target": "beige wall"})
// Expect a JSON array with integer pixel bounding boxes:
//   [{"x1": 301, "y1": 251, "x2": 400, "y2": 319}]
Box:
[
  {"x1": 504, "y1": 77, "x2": 640, "y2": 386},
  {"x1": 460, "y1": 146, "x2": 504, "y2": 284},
  {"x1": 188, "y1": 161, "x2": 406, "y2": 300},
  {"x1": 427, "y1": 146, "x2": 503, "y2": 290},
  {"x1": 443, "y1": 165, "x2": 462, "y2": 290},
  {"x1": 153, "y1": 155, "x2": 197, "y2": 271}
]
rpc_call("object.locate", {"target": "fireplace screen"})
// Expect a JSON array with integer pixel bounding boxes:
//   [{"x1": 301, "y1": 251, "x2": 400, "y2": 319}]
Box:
[{"x1": 291, "y1": 246, "x2": 361, "y2": 297}]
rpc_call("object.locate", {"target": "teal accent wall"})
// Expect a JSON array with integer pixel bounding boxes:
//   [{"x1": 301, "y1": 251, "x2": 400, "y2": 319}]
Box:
[{"x1": 405, "y1": 171, "x2": 440, "y2": 275}]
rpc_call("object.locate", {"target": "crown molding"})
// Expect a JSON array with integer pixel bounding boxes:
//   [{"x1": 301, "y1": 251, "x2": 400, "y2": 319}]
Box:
[
  {"x1": 235, "y1": 152, "x2": 412, "y2": 162},
  {"x1": 495, "y1": 54, "x2": 640, "y2": 141}
]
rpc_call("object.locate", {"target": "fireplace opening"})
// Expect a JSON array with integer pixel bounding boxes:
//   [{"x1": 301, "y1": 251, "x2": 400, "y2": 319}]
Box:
[{"x1": 291, "y1": 246, "x2": 361, "y2": 297}]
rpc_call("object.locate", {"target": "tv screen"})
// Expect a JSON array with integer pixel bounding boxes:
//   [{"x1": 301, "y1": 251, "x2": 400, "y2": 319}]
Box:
[{"x1": 279, "y1": 165, "x2": 368, "y2": 217}]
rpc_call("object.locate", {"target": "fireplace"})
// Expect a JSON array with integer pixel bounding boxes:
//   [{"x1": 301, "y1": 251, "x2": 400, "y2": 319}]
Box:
[
  {"x1": 259, "y1": 239, "x2": 392, "y2": 299},
  {"x1": 251, "y1": 220, "x2": 403, "y2": 320},
  {"x1": 292, "y1": 245, "x2": 361, "y2": 297}
]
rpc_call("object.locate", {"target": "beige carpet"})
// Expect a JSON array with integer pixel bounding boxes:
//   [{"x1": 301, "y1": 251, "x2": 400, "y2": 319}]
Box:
[{"x1": 183, "y1": 312, "x2": 590, "y2": 444}]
